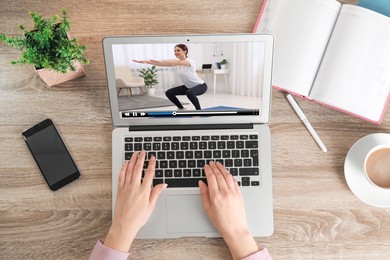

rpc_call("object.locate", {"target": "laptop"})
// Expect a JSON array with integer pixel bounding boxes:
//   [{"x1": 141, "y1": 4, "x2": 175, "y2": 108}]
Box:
[
  {"x1": 201, "y1": 63, "x2": 213, "y2": 72},
  {"x1": 103, "y1": 34, "x2": 274, "y2": 238}
]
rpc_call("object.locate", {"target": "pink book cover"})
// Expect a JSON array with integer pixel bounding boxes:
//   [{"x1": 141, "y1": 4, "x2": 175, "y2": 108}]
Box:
[{"x1": 252, "y1": 0, "x2": 389, "y2": 124}]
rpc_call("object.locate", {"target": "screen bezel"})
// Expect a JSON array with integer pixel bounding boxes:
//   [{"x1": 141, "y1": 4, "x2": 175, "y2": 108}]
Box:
[{"x1": 103, "y1": 34, "x2": 274, "y2": 127}]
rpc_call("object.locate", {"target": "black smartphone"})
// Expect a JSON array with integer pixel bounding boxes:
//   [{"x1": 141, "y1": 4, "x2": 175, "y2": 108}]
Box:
[{"x1": 22, "y1": 119, "x2": 80, "y2": 191}]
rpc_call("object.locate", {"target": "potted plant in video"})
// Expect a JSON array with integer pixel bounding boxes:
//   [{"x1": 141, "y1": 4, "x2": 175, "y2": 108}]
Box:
[
  {"x1": 220, "y1": 59, "x2": 228, "y2": 69},
  {"x1": 139, "y1": 65, "x2": 159, "y2": 95},
  {"x1": 0, "y1": 9, "x2": 89, "y2": 87}
]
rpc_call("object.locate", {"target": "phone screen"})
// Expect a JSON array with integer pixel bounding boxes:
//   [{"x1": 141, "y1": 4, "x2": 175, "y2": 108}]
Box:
[{"x1": 23, "y1": 119, "x2": 80, "y2": 190}]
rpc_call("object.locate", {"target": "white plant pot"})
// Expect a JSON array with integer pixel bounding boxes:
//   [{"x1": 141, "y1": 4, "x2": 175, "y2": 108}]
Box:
[
  {"x1": 220, "y1": 64, "x2": 227, "y2": 70},
  {"x1": 146, "y1": 88, "x2": 156, "y2": 95}
]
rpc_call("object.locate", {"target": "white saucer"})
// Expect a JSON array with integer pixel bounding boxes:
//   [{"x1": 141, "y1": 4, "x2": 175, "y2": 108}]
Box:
[{"x1": 344, "y1": 133, "x2": 390, "y2": 208}]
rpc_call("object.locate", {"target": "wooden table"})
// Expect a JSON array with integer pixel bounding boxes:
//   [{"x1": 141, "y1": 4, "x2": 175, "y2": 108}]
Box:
[{"x1": 2, "y1": 0, "x2": 390, "y2": 259}]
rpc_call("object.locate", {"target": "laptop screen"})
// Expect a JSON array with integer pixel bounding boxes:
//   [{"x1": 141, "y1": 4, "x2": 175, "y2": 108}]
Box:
[{"x1": 103, "y1": 34, "x2": 273, "y2": 127}]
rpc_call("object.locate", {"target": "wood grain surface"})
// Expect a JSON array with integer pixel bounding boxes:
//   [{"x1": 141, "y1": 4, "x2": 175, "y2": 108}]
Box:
[{"x1": 3, "y1": 0, "x2": 390, "y2": 259}]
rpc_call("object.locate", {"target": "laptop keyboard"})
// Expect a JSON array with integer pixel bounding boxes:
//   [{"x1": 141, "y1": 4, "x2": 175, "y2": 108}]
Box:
[{"x1": 124, "y1": 134, "x2": 260, "y2": 188}]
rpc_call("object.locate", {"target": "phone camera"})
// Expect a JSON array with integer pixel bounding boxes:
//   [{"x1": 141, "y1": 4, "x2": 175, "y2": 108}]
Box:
[{"x1": 187, "y1": 39, "x2": 190, "y2": 42}]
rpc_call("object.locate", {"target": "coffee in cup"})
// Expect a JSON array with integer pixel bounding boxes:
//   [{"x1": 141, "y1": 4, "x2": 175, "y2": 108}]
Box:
[{"x1": 364, "y1": 145, "x2": 390, "y2": 189}]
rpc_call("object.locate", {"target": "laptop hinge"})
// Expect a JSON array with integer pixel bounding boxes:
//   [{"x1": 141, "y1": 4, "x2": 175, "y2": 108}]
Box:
[{"x1": 128, "y1": 124, "x2": 254, "y2": 131}]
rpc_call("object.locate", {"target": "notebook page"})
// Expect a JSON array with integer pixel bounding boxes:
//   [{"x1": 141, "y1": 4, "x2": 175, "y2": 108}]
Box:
[
  {"x1": 256, "y1": 0, "x2": 341, "y2": 96},
  {"x1": 310, "y1": 5, "x2": 390, "y2": 122}
]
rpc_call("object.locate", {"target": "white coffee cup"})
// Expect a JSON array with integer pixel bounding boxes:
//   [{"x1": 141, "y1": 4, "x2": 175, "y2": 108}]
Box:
[{"x1": 364, "y1": 144, "x2": 390, "y2": 190}]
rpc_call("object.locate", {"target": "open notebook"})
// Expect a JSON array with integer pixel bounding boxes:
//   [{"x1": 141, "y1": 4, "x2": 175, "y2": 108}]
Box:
[{"x1": 254, "y1": 0, "x2": 390, "y2": 124}]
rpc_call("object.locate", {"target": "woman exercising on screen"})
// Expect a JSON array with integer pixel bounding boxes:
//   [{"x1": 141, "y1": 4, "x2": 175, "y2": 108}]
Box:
[{"x1": 133, "y1": 44, "x2": 207, "y2": 110}]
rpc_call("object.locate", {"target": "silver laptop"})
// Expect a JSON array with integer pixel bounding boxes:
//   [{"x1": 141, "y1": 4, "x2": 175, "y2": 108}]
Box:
[
  {"x1": 201, "y1": 63, "x2": 213, "y2": 72},
  {"x1": 103, "y1": 34, "x2": 274, "y2": 238}
]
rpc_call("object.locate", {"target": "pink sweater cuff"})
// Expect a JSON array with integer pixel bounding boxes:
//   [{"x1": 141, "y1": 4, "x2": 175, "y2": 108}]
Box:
[{"x1": 89, "y1": 240, "x2": 130, "y2": 260}]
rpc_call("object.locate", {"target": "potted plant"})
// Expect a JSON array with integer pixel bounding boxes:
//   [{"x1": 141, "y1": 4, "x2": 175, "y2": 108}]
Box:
[
  {"x1": 0, "y1": 9, "x2": 89, "y2": 87},
  {"x1": 220, "y1": 59, "x2": 228, "y2": 70},
  {"x1": 139, "y1": 65, "x2": 159, "y2": 95}
]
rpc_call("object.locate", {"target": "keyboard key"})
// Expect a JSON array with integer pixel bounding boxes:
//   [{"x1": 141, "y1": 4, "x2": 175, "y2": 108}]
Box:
[
  {"x1": 181, "y1": 142, "x2": 189, "y2": 150},
  {"x1": 241, "y1": 150, "x2": 249, "y2": 157},
  {"x1": 134, "y1": 137, "x2": 143, "y2": 142},
  {"x1": 239, "y1": 168, "x2": 259, "y2": 176},
  {"x1": 240, "y1": 135, "x2": 249, "y2": 140},
  {"x1": 190, "y1": 142, "x2": 198, "y2": 150},
  {"x1": 165, "y1": 169, "x2": 173, "y2": 178},
  {"x1": 230, "y1": 168, "x2": 238, "y2": 176},
  {"x1": 197, "y1": 160, "x2": 206, "y2": 168},
  {"x1": 164, "y1": 178, "x2": 207, "y2": 188},
  {"x1": 208, "y1": 142, "x2": 216, "y2": 149},
  {"x1": 204, "y1": 151, "x2": 212, "y2": 158},
  {"x1": 183, "y1": 169, "x2": 192, "y2": 177},
  {"x1": 195, "y1": 151, "x2": 203, "y2": 158},
  {"x1": 246, "y1": 141, "x2": 258, "y2": 148},
  {"x1": 185, "y1": 151, "x2": 194, "y2": 159},
  {"x1": 169, "y1": 161, "x2": 177, "y2": 168},
  {"x1": 125, "y1": 143, "x2": 133, "y2": 151},
  {"x1": 153, "y1": 143, "x2": 161, "y2": 150},
  {"x1": 155, "y1": 170, "x2": 164, "y2": 178},
  {"x1": 174, "y1": 169, "x2": 182, "y2": 177},
  {"x1": 244, "y1": 158, "x2": 252, "y2": 166},
  {"x1": 160, "y1": 160, "x2": 168, "y2": 168},
  {"x1": 236, "y1": 141, "x2": 244, "y2": 149},
  {"x1": 176, "y1": 151, "x2": 184, "y2": 159},
  {"x1": 167, "y1": 151, "x2": 175, "y2": 159},
  {"x1": 251, "y1": 181, "x2": 260, "y2": 186},
  {"x1": 125, "y1": 137, "x2": 133, "y2": 142},
  {"x1": 188, "y1": 160, "x2": 196, "y2": 168},
  {"x1": 217, "y1": 141, "x2": 226, "y2": 149},
  {"x1": 157, "y1": 152, "x2": 165, "y2": 159},
  {"x1": 227, "y1": 141, "x2": 235, "y2": 149},
  {"x1": 192, "y1": 169, "x2": 201, "y2": 177},
  {"x1": 144, "y1": 143, "x2": 152, "y2": 150},
  {"x1": 134, "y1": 143, "x2": 142, "y2": 151},
  {"x1": 125, "y1": 152, "x2": 133, "y2": 160},
  {"x1": 162, "y1": 143, "x2": 170, "y2": 150},
  {"x1": 153, "y1": 179, "x2": 164, "y2": 186},
  {"x1": 178, "y1": 160, "x2": 187, "y2": 168},
  {"x1": 171, "y1": 142, "x2": 179, "y2": 150},
  {"x1": 252, "y1": 156, "x2": 259, "y2": 167},
  {"x1": 234, "y1": 159, "x2": 242, "y2": 167}
]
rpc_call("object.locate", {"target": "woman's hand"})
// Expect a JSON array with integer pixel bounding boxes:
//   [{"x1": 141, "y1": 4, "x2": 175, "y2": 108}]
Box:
[
  {"x1": 199, "y1": 161, "x2": 259, "y2": 260},
  {"x1": 104, "y1": 151, "x2": 167, "y2": 252},
  {"x1": 133, "y1": 59, "x2": 146, "y2": 64}
]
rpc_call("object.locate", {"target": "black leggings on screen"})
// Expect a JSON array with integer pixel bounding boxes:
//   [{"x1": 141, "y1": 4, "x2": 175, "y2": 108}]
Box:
[{"x1": 165, "y1": 83, "x2": 207, "y2": 110}]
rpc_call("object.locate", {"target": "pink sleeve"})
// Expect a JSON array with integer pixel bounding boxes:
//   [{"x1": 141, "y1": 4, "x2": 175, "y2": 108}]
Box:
[
  {"x1": 241, "y1": 248, "x2": 272, "y2": 260},
  {"x1": 89, "y1": 240, "x2": 130, "y2": 260}
]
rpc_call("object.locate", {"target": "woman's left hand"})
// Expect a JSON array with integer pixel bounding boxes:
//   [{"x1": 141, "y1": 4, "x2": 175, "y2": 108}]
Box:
[{"x1": 104, "y1": 151, "x2": 167, "y2": 252}]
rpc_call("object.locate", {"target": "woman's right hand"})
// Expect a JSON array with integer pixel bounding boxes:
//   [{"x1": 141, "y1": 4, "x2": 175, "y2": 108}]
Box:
[{"x1": 199, "y1": 161, "x2": 259, "y2": 260}]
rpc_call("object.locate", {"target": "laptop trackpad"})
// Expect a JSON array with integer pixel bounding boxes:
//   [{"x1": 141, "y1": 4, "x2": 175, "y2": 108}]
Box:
[{"x1": 166, "y1": 195, "x2": 215, "y2": 233}]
